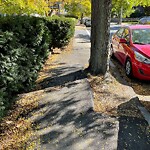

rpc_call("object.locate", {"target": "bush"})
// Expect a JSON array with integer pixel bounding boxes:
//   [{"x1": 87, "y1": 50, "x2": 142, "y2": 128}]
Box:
[
  {"x1": 0, "y1": 15, "x2": 76, "y2": 119},
  {"x1": 45, "y1": 16, "x2": 75, "y2": 48},
  {"x1": 0, "y1": 16, "x2": 52, "y2": 118}
]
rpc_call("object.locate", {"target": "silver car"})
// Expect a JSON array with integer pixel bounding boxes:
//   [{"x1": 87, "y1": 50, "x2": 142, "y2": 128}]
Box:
[
  {"x1": 84, "y1": 19, "x2": 91, "y2": 27},
  {"x1": 139, "y1": 16, "x2": 150, "y2": 24}
]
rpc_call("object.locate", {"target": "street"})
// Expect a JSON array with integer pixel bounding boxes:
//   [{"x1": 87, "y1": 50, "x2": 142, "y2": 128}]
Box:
[{"x1": 85, "y1": 23, "x2": 122, "y2": 39}]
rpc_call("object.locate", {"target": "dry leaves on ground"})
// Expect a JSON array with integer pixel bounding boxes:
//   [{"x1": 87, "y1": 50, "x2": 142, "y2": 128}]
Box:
[
  {"x1": 0, "y1": 39, "x2": 73, "y2": 150},
  {"x1": 88, "y1": 73, "x2": 144, "y2": 119}
]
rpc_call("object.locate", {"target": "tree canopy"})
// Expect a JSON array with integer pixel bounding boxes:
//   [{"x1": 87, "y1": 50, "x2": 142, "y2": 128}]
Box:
[
  {"x1": 64, "y1": 0, "x2": 91, "y2": 18},
  {"x1": 112, "y1": 0, "x2": 150, "y2": 18},
  {"x1": 0, "y1": 0, "x2": 49, "y2": 15}
]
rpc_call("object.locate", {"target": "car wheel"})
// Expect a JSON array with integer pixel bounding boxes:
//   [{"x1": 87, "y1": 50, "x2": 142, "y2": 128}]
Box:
[{"x1": 125, "y1": 59, "x2": 132, "y2": 77}]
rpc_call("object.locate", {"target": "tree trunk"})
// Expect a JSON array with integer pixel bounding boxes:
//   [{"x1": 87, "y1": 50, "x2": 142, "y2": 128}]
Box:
[
  {"x1": 80, "y1": 13, "x2": 84, "y2": 24},
  {"x1": 88, "y1": 0, "x2": 111, "y2": 75},
  {"x1": 118, "y1": 6, "x2": 123, "y2": 24}
]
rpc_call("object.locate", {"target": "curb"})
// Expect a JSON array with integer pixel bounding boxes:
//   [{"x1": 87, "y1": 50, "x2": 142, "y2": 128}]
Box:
[{"x1": 110, "y1": 60, "x2": 150, "y2": 125}]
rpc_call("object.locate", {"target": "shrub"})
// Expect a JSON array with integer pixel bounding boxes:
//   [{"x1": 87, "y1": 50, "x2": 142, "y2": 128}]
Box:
[
  {"x1": 0, "y1": 16, "x2": 52, "y2": 118},
  {"x1": 0, "y1": 15, "x2": 76, "y2": 119},
  {"x1": 45, "y1": 16, "x2": 76, "y2": 48}
]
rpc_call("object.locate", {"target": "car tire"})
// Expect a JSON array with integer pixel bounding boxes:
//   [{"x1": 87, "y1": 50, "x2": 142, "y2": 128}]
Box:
[{"x1": 125, "y1": 58, "x2": 132, "y2": 78}]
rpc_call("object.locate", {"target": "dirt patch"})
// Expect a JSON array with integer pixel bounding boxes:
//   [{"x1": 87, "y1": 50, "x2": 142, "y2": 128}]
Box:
[
  {"x1": 88, "y1": 57, "x2": 150, "y2": 118},
  {"x1": 88, "y1": 73, "x2": 144, "y2": 119},
  {"x1": 0, "y1": 91, "x2": 44, "y2": 150}
]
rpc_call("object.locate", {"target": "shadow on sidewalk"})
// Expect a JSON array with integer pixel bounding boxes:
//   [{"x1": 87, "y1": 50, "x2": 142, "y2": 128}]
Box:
[
  {"x1": 27, "y1": 93, "x2": 150, "y2": 149},
  {"x1": 27, "y1": 97, "x2": 118, "y2": 149},
  {"x1": 38, "y1": 65, "x2": 87, "y2": 89},
  {"x1": 76, "y1": 34, "x2": 90, "y2": 43},
  {"x1": 117, "y1": 97, "x2": 150, "y2": 150}
]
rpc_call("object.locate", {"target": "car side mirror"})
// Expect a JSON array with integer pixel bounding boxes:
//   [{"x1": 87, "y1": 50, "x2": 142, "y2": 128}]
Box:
[{"x1": 119, "y1": 38, "x2": 127, "y2": 43}]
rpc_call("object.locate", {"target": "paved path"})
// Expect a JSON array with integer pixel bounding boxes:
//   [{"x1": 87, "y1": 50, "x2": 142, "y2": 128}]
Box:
[{"x1": 26, "y1": 26, "x2": 150, "y2": 150}]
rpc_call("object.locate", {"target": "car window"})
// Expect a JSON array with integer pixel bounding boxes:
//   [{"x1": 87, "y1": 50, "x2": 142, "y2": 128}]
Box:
[
  {"x1": 139, "y1": 17, "x2": 150, "y2": 24},
  {"x1": 87, "y1": 19, "x2": 91, "y2": 22},
  {"x1": 116, "y1": 28, "x2": 124, "y2": 38},
  {"x1": 132, "y1": 28, "x2": 150, "y2": 44},
  {"x1": 122, "y1": 28, "x2": 130, "y2": 42}
]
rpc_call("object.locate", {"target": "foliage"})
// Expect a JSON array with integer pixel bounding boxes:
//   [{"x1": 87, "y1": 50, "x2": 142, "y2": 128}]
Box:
[
  {"x1": 112, "y1": 0, "x2": 135, "y2": 17},
  {"x1": 0, "y1": 0, "x2": 49, "y2": 16},
  {"x1": 143, "y1": 6, "x2": 150, "y2": 16},
  {"x1": 0, "y1": 15, "x2": 75, "y2": 119},
  {"x1": 46, "y1": 16, "x2": 75, "y2": 48},
  {"x1": 112, "y1": 0, "x2": 150, "y2": 18},
  {"x1": 64, "y1": 0, "x2": 91, "y2": 18},
  {"x1": 0, "y1": 16, "x2": 51, "y2": 119}
]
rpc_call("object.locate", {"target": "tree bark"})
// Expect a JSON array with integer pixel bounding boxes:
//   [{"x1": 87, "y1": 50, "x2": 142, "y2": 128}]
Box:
[
  {"x1": 88, "y1": 0, "x2": 111, "y2": 75},
  {"x1": 118, "y1": 6, "x2": 123, "y2": 24}
]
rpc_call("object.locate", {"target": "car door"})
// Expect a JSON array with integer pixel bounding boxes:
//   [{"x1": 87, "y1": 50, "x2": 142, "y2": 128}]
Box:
[
  {"x1": 112, "y1": 27, "x2": 125, "y2": 62},
  {"x1": 119, "y1": 28, "x2": 131, "y2": 64}
]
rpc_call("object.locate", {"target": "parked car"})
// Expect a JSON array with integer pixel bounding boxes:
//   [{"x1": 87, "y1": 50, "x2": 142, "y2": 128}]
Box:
[
  {"x1": 111, "y1": 25, "x2": 150, "y2": 80},
  {"x1": 138, "y1": 16, "x2": 150, "y2": 24},
  {"x1": 84, "y1": 19, "x2": 91, "y2": 27},
  {"x1": 80, "y1": 17, "x2": 89, "y2": 24}
]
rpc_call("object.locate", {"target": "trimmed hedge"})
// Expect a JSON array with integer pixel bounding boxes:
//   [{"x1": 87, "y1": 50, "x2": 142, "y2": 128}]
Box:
[
  {"x1": 0, "y1": 15, "x2": 75, "y2": 119},
  {"x1": 0, "y1": 16, "x2": 52, "y2": 118},
  {"x1": 46, "y1": 16, "x2": 75, "y2": 48}
]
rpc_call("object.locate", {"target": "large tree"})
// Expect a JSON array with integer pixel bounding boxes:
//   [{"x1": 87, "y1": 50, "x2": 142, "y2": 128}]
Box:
[
  {"x1": 88, "y1": 0, "x2": 112, "y2": 75},
  {"x1": 0, "y1": 0, "x2": 49, "y2": 15}
]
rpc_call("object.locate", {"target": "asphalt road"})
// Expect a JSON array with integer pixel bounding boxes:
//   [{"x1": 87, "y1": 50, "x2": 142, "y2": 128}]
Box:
[{"x1": 86, "y1": 23, "x2": 121, "y2": 39}]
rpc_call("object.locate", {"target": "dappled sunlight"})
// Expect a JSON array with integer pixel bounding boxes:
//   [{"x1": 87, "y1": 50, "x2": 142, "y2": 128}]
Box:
[{"x1": 24, "y1": 78, "x2": 118, "y2": 149}]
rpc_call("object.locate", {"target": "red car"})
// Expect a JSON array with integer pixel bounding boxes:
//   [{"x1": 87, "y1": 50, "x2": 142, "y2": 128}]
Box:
[{"x1": 111, "y1": 25, "x2": 150, "y2": 80}]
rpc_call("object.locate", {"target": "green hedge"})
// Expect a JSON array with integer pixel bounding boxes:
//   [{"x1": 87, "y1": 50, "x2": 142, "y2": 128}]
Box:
[
  {"x1": 0, "y1": 15, "x2": 75, "y2": 119},
  {"x1": 0, "y1": 16, "x2": 52, "y2": 118},
  {"x1": 46, "y1": 16, "x2": 75, "y2": 48}
]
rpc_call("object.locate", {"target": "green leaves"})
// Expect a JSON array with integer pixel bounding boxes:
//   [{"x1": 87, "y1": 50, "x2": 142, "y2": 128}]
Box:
[
  {"x1": 0, "y1": 16, "x2": 52, "y2": 119},
  {"x1": 46, "y1": 16, "x2": 75, "y2": 48},
  {"x1": 0, "y1": 15, "x2": 75, "y2": 119},
  {"x1": 0, "y1": 0, "x2": 49, "y2": 16},
  {"x1": 65, "y1": 0, "x2": 91, "y2": 18},
  {"x1": 112, "y1": 0, "x2": 150, "y2": 18}
]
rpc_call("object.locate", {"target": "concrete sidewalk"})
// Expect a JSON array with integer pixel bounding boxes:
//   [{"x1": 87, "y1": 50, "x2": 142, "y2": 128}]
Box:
[
  {"x1": 26, "y1": 26, "x2": 119, "y2": 150},
  {"x1": 26, "y1": 26, "x2": 150, "y2": 150}
]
